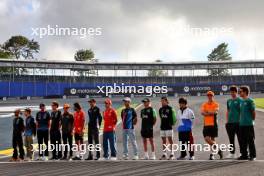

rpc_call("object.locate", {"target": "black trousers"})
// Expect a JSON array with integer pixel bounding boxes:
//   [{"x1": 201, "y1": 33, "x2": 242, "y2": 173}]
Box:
[
  {"x1": 50, "y1": 130, "x2": 62, "y2": 158},
  {"x1": 225, "y1": 123, "x2": 241, "y2": 154},
  {"x1": 88, "y1": 128, "x2": 100, "y2": 158},
  {"x1": 178, "y1": 131, "x2": 194, "y2": 157},
  {"x1": 62, "y1": 132, "x2": 73, "y2": 157},
  {"x1": 37, "y1": 130, "x2": 49, "y2": 157},
  {"x1": 12, "y1": 133, "x2": 25, "y2": 159},
  {"x1": 239, "y1": 126, "x2": 256, "y2": 158}
]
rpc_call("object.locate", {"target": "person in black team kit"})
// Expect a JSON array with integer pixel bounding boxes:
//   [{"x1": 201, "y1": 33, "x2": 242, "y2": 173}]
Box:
[
  {"x1": 10, "y1": 109, "x2": 25, "y2": 162},
  {"x1": 141, "y1": 98, "x2": 157, "y2": 160},
  {"x1": 159, "y1": 97, "x2": 176, "y2": 160},
  {"x1": 36, "y1": 103, "x2": 51, "y2": 161},
  {"x1": 61, "y1": 104, "x2": 74, "y2": 160},
  {"x1": 50, "y1": 101, "x2": 62, "y2": 160},
  {"x1": 86, "y1": 99, "x2": 102, "y2": 160}
]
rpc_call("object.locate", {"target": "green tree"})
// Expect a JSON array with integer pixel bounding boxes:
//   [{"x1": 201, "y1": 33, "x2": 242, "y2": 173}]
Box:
[
  {"x1": 0, "y1": 49, "x2": 12, "y2": 74},
  {"x1": 148, "y1": 59, "x2": 168, "y2": 77},
  {"x1": 74, "y1": 49, "x2": 97, "y2": 76},
  {"x1": 3, "y1": 35, "x2": 40, "y2": 60},
  {"x1": 207, "y1": 42, "x2": 232, "y2": 76},
  {"x1": 1, "y1": 35, "x2": 40, "y2": 75}
]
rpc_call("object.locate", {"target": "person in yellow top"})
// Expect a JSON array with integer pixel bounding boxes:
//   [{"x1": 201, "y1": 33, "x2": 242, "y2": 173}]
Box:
[{"x1": 201, "y1": 91, "x2": 223, "y2": 160}]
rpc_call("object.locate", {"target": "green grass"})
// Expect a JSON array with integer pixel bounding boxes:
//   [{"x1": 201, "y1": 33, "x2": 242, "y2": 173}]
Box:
[{"x1": 254, "y1": 98, "x2": 264, "y2": 109}]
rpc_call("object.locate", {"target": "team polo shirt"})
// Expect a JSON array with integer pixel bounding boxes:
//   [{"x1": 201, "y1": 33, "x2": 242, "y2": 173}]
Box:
[
  {"x1": 141, "y1": 107, "x2": 157, "y2": 130},
  {"x1": 36, "y1": 111, "x2": 51, "y2": 131},
  {"x1": 74, "y1": 110, "x2": 85, "y2": 134},
  {"x1": 176, "y1": 107, "x2": 195, "y2": 132},
  {"x1": 159, "y1": 105, "x2": 176, "y2": 130},
  {"x1": 201, "y1": 101, "x2": 219, "y2": 127},
  {"x1": 240, "y1": 98, "x2": 255, "y2": 126},
  {"x1": 227, "y1": 97, "x2": 241, "y2": 123},
  {"x1": 121, "y1": 107, "x2": 137, "y2": 129},
  {"x1": 103, "y1": 108, "x2": 118, "y2": 132}
]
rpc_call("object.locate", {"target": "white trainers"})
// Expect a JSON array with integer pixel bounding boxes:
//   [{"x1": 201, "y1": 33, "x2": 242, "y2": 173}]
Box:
[
  {"x1": 133, "y1": 155, "x2": 139, "y2": 160},
  {"x1": 123, "y1": 155, "x2": 129, "y2": 160},
  {"x1": 189, "y1": 156, "x2": 195, "y2": 160},
  {"x1": 110, "y1": 157, "x2": 117, "y2": 161},
  {"x1": 226, "y1": 153, "x2": 236, "y2": 159},
  {"x1": 42, "y1": 156, "x2": 48, "y2": 161},
  {"x1": 150, "y1": 153, "x2": 156, "y2": 160}
]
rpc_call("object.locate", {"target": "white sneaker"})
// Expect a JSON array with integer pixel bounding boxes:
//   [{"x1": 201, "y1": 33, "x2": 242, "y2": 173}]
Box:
[
  {"x1": 143, "y1": 154, "x2": 149, "y2": 160},
  {"x1": 189, "y1": 156, "x2": 195, "y2": 160},
  {"x1": 111, "y1": 157, "x2": 117, "y2": 161},
  {"x1": 123, "y1": 154, "x2": 129, "y2": 160},
  {"x1": 42, "y1": 156, "x2": 48, "y2": 161},
  {"x1": 150, "y1": 153, "x2": 156, "y2": 160},
  {"x1": 226, "y1": 153, "x2": 236, "y2": 159},
  {"x1": 132, "y1": 155, "x2": 139, "y2": 160}
]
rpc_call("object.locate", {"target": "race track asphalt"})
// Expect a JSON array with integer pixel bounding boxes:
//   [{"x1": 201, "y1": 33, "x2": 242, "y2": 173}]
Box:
[{"x1": 0, "y1": 95, "x2": 264, "y2": 176}]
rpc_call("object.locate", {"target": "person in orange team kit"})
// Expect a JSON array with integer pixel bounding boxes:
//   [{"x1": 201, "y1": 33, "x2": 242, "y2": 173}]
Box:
[
  {"x1": 201, "y1": 91, "x2": 223, "y2": 160},
  {"x1": 102, "y1": 98, "x2": 118, "y2": 160},
  {"x1": 72, "y1": 102, "x2": 85, "y2": 160}
]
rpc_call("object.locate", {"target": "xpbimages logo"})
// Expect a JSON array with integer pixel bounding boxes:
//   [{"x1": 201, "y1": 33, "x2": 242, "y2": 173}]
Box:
[{"x1": 97, "y1": 83, "x2": 168, "y2": 96}]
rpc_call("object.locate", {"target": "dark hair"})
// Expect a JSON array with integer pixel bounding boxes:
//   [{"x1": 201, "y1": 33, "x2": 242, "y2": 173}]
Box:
[
  {"x1": 161, "y1": 96, "x2": 168, "y2": 102},
  {"x1": 39, "y1": 103, "x2": 45, "y2": 108},
  {"x1": 24, "y1": 108, "x2": 31, "y2": 114},
  {"x1": 73, "y1": 102, "x2": 81, "y2": 110},
  {"x1": 52, "y1": 101, "x2": 59, "y2": 108},
  {"x1": 230, "y1": 86, "x2": 238, "y2": 92},
  {"x1": 179, "y1": 97, "x2": 187, "y2": 105},
  {"x1": 240, "y1": 86, "x2": 250, "y2": 95}
]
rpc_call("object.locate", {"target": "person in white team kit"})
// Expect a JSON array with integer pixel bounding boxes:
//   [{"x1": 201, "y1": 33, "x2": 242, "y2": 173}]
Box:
[{"x1": 176, "y1": 97, "x2": 195, "y2": 160}]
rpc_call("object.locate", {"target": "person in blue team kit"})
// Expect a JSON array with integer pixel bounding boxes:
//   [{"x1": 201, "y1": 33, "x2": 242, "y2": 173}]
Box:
[
  {"x1": 36, "y1": 103, "x2": 51, "y2": 161},
  {"x1": 176, "y1": 98, "x2": 195, "y2": 160},
  {"x1": 121, "y1": 97, "x2": 139, "y2": 160}
]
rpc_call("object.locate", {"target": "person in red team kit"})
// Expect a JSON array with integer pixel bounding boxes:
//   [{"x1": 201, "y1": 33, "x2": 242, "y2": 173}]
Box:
[
  {"x1": 103, "y1": 98, "x2": 118, "y2": 160},
  {"x1": 72, "y1": 102, "x2": 85, "y2": 160}
]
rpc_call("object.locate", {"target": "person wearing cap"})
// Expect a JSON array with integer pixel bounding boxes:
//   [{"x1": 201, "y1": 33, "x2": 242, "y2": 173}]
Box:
[
  {"x1": 10, "y1": 109, "x2": 25, "y2": 162},
  {"x1": 226, "y1": 86, "x2": 242, "y2": 159},
  {"x1": 36, "y1": 103, "x2": 51, "y2": 161},
  {"x1": 140, "y1": 98, "x2": 157, "y2": 160},
  {"x1": 72, "y1": 102, "x2": 85, "y2": 160},
  {"x1": 50, "y1": 101, "x2": 62, "y2": 160},
  {"x1": 176, "y1": 97, "x2": 195, "y2": 160},
  {"x1": 102, "y1": 98, "x2": 118, "y2": 160},
  {"x1": 238, "y1": 86, "x2": 256, "y2": 161},
  {"x1": 86, "y1": 99, "x2": 102, "y2": 160},
  {"x1": 159, "y1": 97, "x2": 176, "y2": 160},
  {"x1": 24, "y1": 108, "x2": 36, "y2": 161},
  {"x1": 200, "y1": 91, "x2": 223, "y2": 160},
  {"x1": 61, "y1": 104, "x2": 74, "y2": 160},
  {"x1": 121, "y1": 97, "x2": 139, "y2": 160}
]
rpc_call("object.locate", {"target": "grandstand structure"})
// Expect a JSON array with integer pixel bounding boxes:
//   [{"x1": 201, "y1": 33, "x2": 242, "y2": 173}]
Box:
[{"x1": 0, "y1": 59, "x2": 264, "y2": 98}]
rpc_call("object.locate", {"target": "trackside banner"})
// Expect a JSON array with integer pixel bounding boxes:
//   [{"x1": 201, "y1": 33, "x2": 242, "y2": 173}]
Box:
[{"x1": 64, "y1": 82, "x2": 264, "y2": 97}]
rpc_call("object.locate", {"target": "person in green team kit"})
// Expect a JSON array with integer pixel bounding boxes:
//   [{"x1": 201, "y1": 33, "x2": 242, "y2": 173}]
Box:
[
  {"x1": 141, "y1": 98, "x2": 157, "y2": 160},
  {"x1": 238, "y1": 86, "x2": 257, "y2": 161},
  {"x1": 159, "y1": 97, "x2": 177, "y2": 160},
  {"x1": 226, "y1": 86, "x2": 242, "y2": 159}
]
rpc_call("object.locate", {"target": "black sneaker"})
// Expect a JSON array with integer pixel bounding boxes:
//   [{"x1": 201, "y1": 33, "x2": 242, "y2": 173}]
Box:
[
  {"x1": 72, "y1": 156, "x2": 81, "y2": 160},
  {"x1": 85, "y1": 156, "x2": 93, "y2": 160},
  {"x1": 209, "y1": 154, "x2": 215, "y2": 160},
  {"x1": 61, "y1": 156, "x2": 68, "y2": 160},
  {"x1": 218, "y1": 150, "x2": 223, "y2": 159},
  {"x1": 249, "y1": 157, "x2": 256, "y2": 161},
  {"x1": 237, "y1": 156, "x2": 248, "y2": 160},
  {"x1": 159, "y1": 154, "x2": 167, "y2": 160},
  {"x1": 94, "y1": 157, "x2": 100, "y2": 160}
]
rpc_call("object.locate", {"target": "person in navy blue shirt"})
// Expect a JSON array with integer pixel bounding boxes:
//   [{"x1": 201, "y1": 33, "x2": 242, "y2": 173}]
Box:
[
  {"x1": 36, "y1": 103, "x2": 51, "y2": 161},
  {"x1": 24, "y1": 108, "x2": 36, "y2": 160},
  {"x1": 121, "y1": 97, "x2": 139, "y2": 160}
]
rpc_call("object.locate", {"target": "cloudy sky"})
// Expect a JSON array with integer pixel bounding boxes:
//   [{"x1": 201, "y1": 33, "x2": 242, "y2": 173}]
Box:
[{"x1": 0, "y1": 0, "x2": 263, "y2": 62}]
